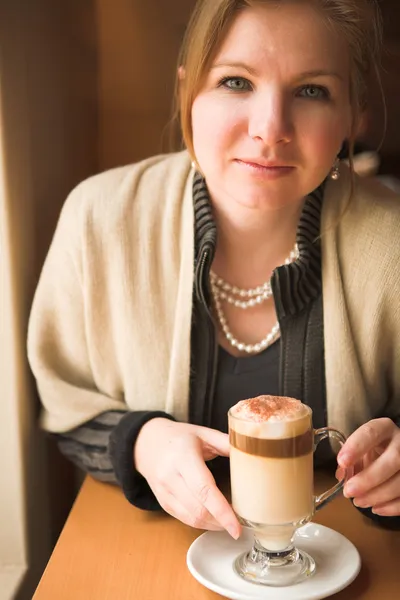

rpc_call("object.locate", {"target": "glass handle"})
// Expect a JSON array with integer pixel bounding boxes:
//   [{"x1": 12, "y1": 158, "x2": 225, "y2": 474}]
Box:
[{"x1": 314, "y1": 427, "x2": 347, "y2": 512}]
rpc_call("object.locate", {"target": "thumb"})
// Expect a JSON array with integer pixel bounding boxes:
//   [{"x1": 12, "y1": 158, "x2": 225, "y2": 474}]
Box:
[{"x1": 195, "y1": 426, "x2": 230, "y2": 458}]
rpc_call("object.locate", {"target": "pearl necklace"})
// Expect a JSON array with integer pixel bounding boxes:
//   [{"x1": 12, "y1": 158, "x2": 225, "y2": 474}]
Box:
[{"x1": 210, "y1": 244, "x2": 299, "y2": 354}]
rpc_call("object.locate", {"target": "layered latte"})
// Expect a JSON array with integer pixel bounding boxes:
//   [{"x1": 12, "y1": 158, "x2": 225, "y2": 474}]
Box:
[{"x1": 229, "y1": 395, "x2": 314, "y2": 551}]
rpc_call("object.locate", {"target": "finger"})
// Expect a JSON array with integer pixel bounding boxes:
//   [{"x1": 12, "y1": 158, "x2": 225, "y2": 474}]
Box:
[
  {"x1": 160, "y1": 494, "x2": 223, "y2": 531},
  {"x1": 353, "y1": 460, "x2": 364, "y2": 476},
  {"x1": 147, "y1": 463, "x2": 223, "y2": 530},
  {"x1": 195, "y1": 426, "x2": 230, "y2": 458},
  {"x1": 338, "y1": 418, "x2": 396, "y2": 468},
  {"x1": 344, "y1": 441, "x2": 400, "y2": 498},
  {"x1": 363, "y1": 447, "x2": 382, "y2": 469},
  {"x1": 152, "y1": 479, "x2": 224, "y2": 531},
  {"x1": 352, "y1": 471, "x2": 400, "y2": 509},
  {"x1": 371, "y1": 497, "x2": 400, "y2": 517},
  {"x1": 339, "y1": 457, "x2": 370, "y2": 489},
  {"x1": 180, "y1": 444, "x2": 241, "y2": 539},
  {"x1": 335, "y1": 460, "x2": 361, "y2": 482},
  {"x1": 173, "y1": 474, "x2": 225, "y2": 530}
]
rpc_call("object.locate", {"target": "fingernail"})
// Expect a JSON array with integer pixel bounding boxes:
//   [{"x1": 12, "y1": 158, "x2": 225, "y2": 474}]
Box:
[
  {"x1": 227, "y1": 524, "x2": 240, "y2": 540},
  {"x1": 372, "y1": 508, "x2": 386, "y2": 516},
  {"x1": 338, "y1": 453, "x2": 349, "y2": 467},
  {"x1": 335, "y1": 468, "x2": 345, "y2": 481}
]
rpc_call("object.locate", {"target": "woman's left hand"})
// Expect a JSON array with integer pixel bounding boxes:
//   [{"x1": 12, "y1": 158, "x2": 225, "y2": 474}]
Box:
[{"x1": 336, "y1": 418, "x2": 400, "y2": 516}]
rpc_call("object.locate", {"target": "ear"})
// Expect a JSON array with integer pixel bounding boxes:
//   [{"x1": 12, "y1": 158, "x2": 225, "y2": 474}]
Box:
[{"x1": 178, "y1": 65, "x2": 186, "y2": 80}]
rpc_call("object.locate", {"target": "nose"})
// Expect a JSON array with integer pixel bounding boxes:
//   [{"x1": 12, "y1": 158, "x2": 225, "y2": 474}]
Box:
[{"x1": 248, "y1": 92, "x2": 293, "y2": 146}]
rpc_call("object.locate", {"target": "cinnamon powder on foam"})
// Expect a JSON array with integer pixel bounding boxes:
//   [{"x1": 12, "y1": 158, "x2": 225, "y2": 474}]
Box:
[{"x1": 231, "y1": 395, "x2": 308, "y2": 423}]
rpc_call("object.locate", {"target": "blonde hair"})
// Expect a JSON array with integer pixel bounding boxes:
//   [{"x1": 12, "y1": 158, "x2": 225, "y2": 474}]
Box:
[{"x1": 173, "y1": 0, "x2": 384, "y2": 177}]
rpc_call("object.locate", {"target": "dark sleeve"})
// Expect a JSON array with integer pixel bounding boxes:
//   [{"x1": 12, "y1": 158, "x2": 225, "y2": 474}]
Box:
[
  {"x1": 54, "y1": 409, "x2": 176, "y2": 511},
  {"x1": 353, "y1": 504, "x2": 400, "y2": 530}
]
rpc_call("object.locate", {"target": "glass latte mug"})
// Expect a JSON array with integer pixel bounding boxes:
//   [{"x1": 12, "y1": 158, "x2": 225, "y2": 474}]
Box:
[{"x1": 229, "y1": 399, "x2": 347, "y2": 587}]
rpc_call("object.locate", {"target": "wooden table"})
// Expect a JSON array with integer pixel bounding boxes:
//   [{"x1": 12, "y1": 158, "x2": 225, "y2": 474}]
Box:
[{"x1": 33, "y1": 473, "x2": 400, "y2": 599}]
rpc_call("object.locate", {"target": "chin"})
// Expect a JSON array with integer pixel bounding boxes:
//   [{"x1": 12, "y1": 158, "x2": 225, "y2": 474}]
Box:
[{"x1": 228, "y1": 182, "x2": 304, "y2": 211}]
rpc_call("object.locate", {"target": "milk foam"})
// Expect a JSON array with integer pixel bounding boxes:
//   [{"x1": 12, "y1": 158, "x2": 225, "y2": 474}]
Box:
[{"x1": 230, "y1": 395, "x2": 311, "y2": 439}]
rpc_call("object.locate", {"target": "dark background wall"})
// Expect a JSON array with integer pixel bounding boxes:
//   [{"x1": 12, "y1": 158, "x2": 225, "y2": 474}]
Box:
[{"x1": 364, "y1": 0, "x2": 400, "y2": 176}]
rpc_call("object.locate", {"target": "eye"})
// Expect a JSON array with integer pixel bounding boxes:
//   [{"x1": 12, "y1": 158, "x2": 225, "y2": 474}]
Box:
[
  {"x1": 298, "y1": 85, "x2": 330, "y2": 100},
  {"x1": 218, "y1": 76, "x2": 252, "y2": 92}
]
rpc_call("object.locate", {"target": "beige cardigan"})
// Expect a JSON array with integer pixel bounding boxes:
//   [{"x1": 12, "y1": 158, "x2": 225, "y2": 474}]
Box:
[{"x1": 27, "y1": 151, "x2": 400, "y2": 436}]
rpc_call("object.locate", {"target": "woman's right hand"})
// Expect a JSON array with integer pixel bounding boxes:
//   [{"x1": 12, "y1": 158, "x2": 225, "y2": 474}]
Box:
[{"x1": 134, "y1": 418, "x2": 241, "y2": 538}]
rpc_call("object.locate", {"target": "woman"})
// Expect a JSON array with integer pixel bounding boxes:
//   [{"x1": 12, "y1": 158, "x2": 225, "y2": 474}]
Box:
[{"x1": 28, "y1": 0, "x2": 400, "y2": 539}]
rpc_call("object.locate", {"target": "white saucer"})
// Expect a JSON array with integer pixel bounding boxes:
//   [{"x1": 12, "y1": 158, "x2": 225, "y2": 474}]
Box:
[{"x1": 187, "y1": 523, "x2": 361, "y2": 600}]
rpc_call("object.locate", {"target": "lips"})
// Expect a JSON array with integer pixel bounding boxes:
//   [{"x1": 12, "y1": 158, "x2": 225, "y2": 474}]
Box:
[
  {"x1": 233, "y1": 158, "x2": 295, "y2": 180},
  {"x1": 235, "y1": 158, "x2": 293, "y2": 169}
]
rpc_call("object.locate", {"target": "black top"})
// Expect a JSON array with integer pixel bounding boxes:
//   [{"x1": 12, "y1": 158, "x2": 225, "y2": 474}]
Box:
[{"x1": 210, "y1": 342, "x2": 280, "y2": 434}]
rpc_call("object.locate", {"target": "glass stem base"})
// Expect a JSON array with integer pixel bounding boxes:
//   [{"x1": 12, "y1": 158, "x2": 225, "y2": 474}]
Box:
[{"x1": 234, "y1": 541, "x2": 316, "y2": 587}]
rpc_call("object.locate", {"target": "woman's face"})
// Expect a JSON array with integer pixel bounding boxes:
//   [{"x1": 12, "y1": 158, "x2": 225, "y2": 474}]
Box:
[{"x1": 191, "y1": 2, "x2": 352, "y2": 211}]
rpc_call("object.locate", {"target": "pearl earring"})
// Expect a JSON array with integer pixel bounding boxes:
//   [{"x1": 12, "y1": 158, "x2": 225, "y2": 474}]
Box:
[
  {"x1": 191, "y1": 161, "x2": 197, "y2": 170},
  {"x1": 330, "y1": 157, "x2": 340, "y2": 181}
]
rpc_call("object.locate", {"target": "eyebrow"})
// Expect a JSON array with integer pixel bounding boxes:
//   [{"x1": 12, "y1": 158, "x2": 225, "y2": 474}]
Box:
[{"x1": 211, "y1": 62, "x2": 344, "y2": 82}]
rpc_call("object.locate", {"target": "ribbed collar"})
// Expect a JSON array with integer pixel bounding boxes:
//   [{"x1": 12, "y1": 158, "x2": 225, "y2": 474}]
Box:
[
  {"x1": 193, "y1": 172, "x2": 218, "y2": 253},
  {"x1": 192, "y1": 172, "x2": 326, "y2": 316}
]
